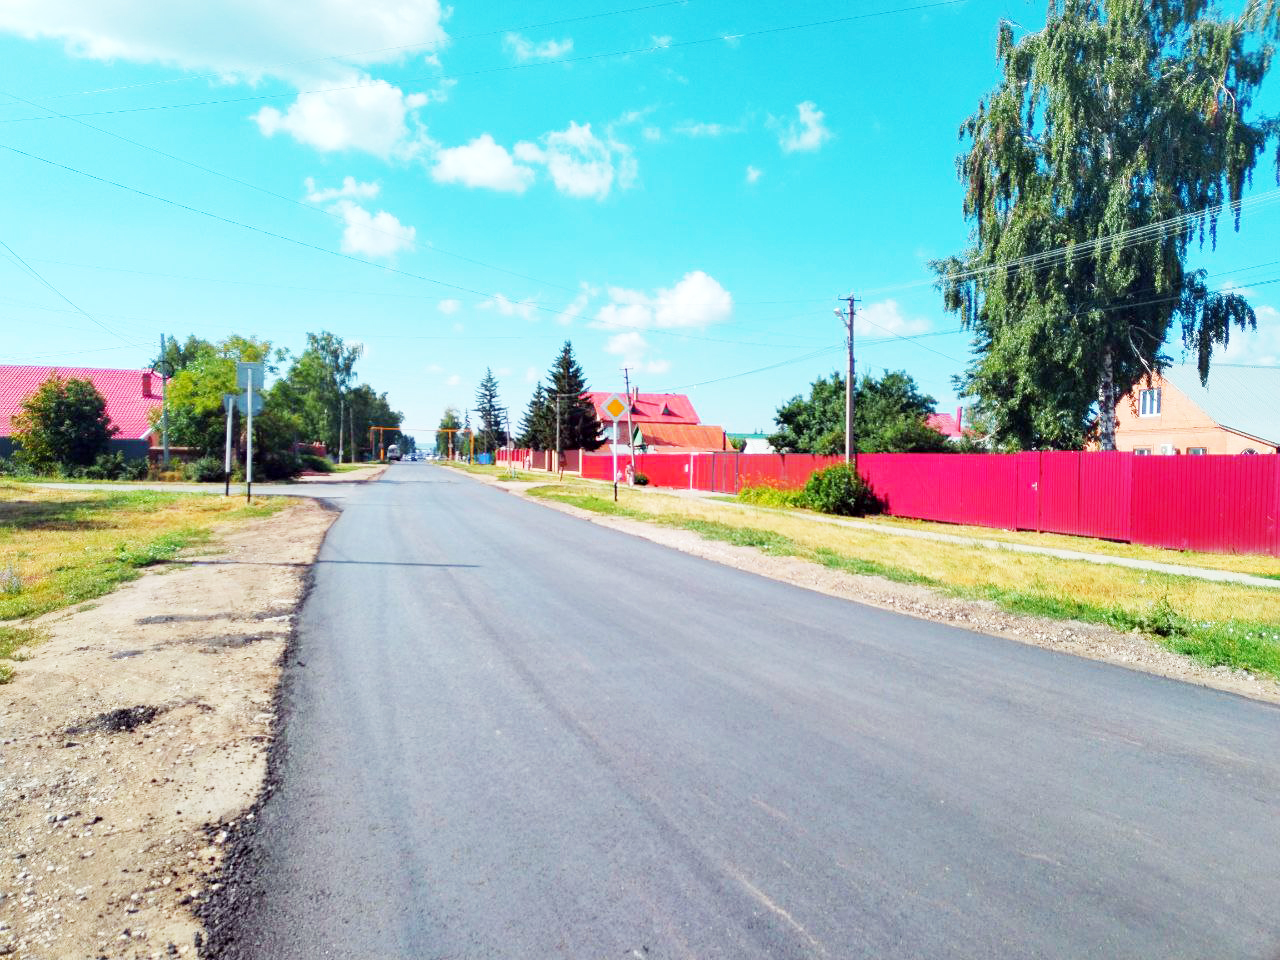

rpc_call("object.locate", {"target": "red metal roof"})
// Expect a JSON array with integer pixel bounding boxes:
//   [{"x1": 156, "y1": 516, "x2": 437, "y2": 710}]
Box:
[
  {"x1": 0, "y1": 366, "x2": 161, "y2": 440},
  {"x1": 585, "y1": 391, "x2": 700, "y2": 425},
  {"x1": 636, "y1": 423, "x2": 727, "y2": 451},
  {"x1": 925, "y1": 409, "x2": 965, "y2": 439}
]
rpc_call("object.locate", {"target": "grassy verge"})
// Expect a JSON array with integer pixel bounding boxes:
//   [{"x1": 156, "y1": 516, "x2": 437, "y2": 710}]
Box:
[
  {"x1": 529, "y1": 485, "x2": 1280, "y2": 682},
  {"x1": 734, "y1": 485, "x2": 1280, "y2": 579},
  {"x1": 0, "y1": 483, "x2": 286, "y2": 681}
]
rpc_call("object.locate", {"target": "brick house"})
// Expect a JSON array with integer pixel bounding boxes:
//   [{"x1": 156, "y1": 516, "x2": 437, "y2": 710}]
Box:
[
  {"x1": 0, "y1": 366, "x2": 162, "y2": 459},
  {"x1": 1110, "y1": 364, "x2": 1279, "y2": 455}
]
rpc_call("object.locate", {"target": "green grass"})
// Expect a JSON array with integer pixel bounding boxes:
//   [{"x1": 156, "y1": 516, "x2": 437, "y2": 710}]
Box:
[
  {"x1": 331, "y1": 462, "x2": 376, "y2": 472},
  {"x1": 0, "y1": 625, "x2": 44, "y2": 683},
  {"x1": 529, "y1": 484, "x2": 1280, "y2": 682}
]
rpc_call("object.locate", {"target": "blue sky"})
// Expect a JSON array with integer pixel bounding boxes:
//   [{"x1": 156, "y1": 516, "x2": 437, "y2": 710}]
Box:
[{"x1": 1, "y1": 0, "x2": 1277, "y2": 443}]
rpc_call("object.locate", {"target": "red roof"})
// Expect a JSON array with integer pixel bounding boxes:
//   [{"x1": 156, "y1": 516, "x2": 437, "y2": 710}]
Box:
[
  {"x1": 636, "y1": 423, "x2": 727, "y2": 451},
  {"x1": 585, "y1": 391, "x2": 700, "y2": 425},
  {"x1": 0, "y1": 366, "x2": 162, "y2": 440},
  {"x1": 925, "y1": 408, "x2": 965, "y2": 439}
]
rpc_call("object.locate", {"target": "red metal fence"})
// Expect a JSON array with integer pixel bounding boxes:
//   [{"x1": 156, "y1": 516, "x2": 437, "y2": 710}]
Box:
[{"x1": 499, "y1": 447, "x2": 1280, "y2": 555}]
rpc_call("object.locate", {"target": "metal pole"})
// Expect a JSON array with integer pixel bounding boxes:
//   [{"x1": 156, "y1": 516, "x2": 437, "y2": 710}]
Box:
[
  {"x1": 623, "y1": 367, "x2": 634, "y2": 484},
  {"x1": 337, "y1": 394, "x2": 344, "y2": 464},
  {"x1": 223, "y1": 395, "x2": 233, "y2": 496},
  {"x1": 160, "y1": 334, "x2": 170, "y2": 468},
  {"x1": 555, "y1": 395, "x2": 562, "y2": 477},
  {"x1": 612, "y1": 419, "x2": 618, "y2": 502},
  {"x1": 245, "y1": 367, "x2": 254, "y2": 503}
]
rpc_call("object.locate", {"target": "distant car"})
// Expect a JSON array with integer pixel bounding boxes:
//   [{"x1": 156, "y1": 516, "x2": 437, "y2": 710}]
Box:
[{"x1": 386, "y1": 444, "x2": 402, "y2": 461}]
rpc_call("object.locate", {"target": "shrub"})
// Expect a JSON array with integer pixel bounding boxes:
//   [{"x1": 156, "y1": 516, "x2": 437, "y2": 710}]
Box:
[
  {"x1": 256, "y1": 451, "x2": 303, "y2": 481},
  {"x1": 77, "y1": 451, "x2": 147, "y2": 481},
  {"x1": 300, "y1": 453, "x2": 334, "y2": 473},
  {"x1": 0, "y1": 456, "x2": 33, "y2": 478},
  {"x1": 184, "y1": 456, "x2": 226, "y2": 483},
  {"x1": 737, "y1": 484, "x2": 809, "y2": 509},
  {"x1": 632, "y1": 471, "x2": 650, "y2": 486},
  {"x1": 802, "y1": 464, "x2": 880, "y2": 516}
]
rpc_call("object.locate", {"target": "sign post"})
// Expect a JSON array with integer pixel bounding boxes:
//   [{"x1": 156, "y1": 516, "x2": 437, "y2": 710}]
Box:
[
  {"x1": 602, "y1": 393, "x2": 627, "y2": 502},
  {"x1": 222, "y1": 393, "x2": 236, "y2": 497},
  {"x1": 236, "y1": 362, "x2": 264, "y2": 504}
]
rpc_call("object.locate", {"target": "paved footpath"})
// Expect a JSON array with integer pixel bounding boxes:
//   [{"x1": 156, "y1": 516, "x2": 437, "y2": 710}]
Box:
[{"x1": 207, "y1": 464, "x2": 1280, "y2": 959}]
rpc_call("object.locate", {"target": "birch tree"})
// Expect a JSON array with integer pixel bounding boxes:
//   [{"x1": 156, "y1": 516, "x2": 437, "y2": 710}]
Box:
[{"x1": 935, "y1": 0, "x2": 1278, "y2": 449}]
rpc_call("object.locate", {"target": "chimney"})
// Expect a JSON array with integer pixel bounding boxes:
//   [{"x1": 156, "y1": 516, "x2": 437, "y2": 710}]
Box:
[
  {"x1": 955, "y1": 406, "x2": 964, "y2": 434},
  {"x1": 142, "y1": 371, "x2": 153, "y2": 398}
]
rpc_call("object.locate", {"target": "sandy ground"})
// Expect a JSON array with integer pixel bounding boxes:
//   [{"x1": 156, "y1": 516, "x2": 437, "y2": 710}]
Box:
[
  {"x1": 0, "y1": 499, "x2": 335, "y2": 959},
  {"x1": 492, "y1": 480, "x2": 1280, "y2": 706}
]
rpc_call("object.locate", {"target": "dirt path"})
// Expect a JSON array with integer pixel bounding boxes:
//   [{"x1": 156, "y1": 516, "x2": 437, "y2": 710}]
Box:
[{"x1": 0, "y1": 499, "x2": 335, "y2": 959}]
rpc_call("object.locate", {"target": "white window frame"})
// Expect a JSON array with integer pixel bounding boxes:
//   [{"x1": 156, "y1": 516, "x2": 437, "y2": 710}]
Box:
[
  {"x1": 1187, "y1": 447, "x2": 1207, "y2": 455},
  {"x1": 1139, "y1": 388, "x2": 1162, "y2": 417},
  {"x1": 1133, "y1": 447, "x2": 1152, "y2": 456}
]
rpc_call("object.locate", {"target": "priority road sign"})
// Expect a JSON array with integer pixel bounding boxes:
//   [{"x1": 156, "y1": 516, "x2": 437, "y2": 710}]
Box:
[
  {"x1": 602, "y1": 393, "x2": 627, "y2": 421},
  {"x1": 235, "y1": 361, "x2": 264, "y2": 390}
]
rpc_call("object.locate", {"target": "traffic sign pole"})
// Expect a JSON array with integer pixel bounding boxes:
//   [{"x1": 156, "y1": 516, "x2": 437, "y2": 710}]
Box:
[
  {"x1": 245, "y1": 366, "x2": 254, "y2": 503},
  {"x1": 223, "y1": 393, "x2": 235, "y2": 497}
]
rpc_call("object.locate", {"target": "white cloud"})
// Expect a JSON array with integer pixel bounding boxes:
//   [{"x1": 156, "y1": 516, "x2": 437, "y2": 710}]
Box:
[
  {"x1": 776, "y1": 100, "x2": 833, "y2": 153},
  {"x1": 255, "y1": 80, "x2": 431, "y2": 158},
  {"x1": 330, "y1": 200, "x2": 415, "y2": 258},
  {"x1": 642, "y1": 126, "x2": 662, "y2": 141},
  {"x1": 305, "y1": 178, "x2": 415, "y2": 258},
  {"x1": 1216, "y1": 304, "x2": 1280, "y2": 365},
  {"x1": 856, "y1": 299, "x2": 932, "y2": 337},
  {"x1": 745, "y1": 165, "x2": 763, "y2": 184},
  {"x1": 437, "y1": 299, "x2": 462, "y2": 314},
  {"x1": 557, "y1": 287, "x2": 592, "y2": 326},
  {"x1": 593, "y1": 271, "x2": 732, "y2": 371},
  {"x1": 481, "y1": 293, "x2": 538, "y2": 321},
  {"x1": 651, "y1": 35, "x2": 673, "y2": 49},
  {"x1": 304, "y1": 175, "x2": 380, "y2": 204},
  {"x1": 446, "y1": 374, "x2": 461, "y2": 386},
  {"x1": 0, "y1": 2, "x2": 450, "y2": 159},
  {"x1": 674, "y1": 121, "x2": 737, "y2": 137},
  {"x1": 504, "y1": 32, "x2": 572, "y2": 62},
  {"x1": 431, "y1": 134, "x2": 535, "y2": 193},
  {"x1": 0, "y1": 1, "x2": 448, "y2": 80},
  {"x1": 497, "y1": 367, "x2": 512, "y2": 377},
  {"x1": 427, "y1": 363, "x2": 444, "y2": 373},
  {"x1": 515, "y1": 121, "x2": 636, "y2": 200},
  {"x1": 525, "y1": 366, "x2": 539, "y2": 382}
]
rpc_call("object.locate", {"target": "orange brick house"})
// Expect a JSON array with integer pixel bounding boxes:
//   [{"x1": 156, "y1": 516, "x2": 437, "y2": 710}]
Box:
[{"x1": 1110, "y1": 364, "x2": 1279, "y2": 455}]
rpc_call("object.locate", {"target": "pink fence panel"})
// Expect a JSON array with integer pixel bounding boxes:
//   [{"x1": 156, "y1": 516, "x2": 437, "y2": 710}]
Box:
[
  {"x1": 1075, "y1": 452, "x2": 1132, "y2": 542},
  {"x1": 859, "y1": 453, "x2": 1021, "y2": 529},
  {"x1": 636, "y1": 453, "x2": 696, "y2": 489},
  {"x1": 1131, "y1": 455, "x2": 1280, "y2": 554}
]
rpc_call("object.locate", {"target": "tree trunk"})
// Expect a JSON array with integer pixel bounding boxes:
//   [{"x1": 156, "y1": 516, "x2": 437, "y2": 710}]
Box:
[{"x1": 1097, "y1": 346, "x2": 1117, "y2": 451}]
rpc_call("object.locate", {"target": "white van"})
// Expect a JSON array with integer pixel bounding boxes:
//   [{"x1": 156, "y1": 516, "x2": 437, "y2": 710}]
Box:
[{"x1": 386, "y1": 444, "x2": 402, "y2": 461}]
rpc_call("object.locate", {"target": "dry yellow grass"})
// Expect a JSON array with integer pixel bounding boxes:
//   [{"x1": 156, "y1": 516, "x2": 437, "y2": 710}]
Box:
[{"x1": 0, "y1": 483, "x2": 285, "y2": 623}]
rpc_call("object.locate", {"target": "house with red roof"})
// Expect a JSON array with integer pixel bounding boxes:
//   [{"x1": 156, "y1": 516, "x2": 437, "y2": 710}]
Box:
[
  {"x1": 925, "y1": 407, "x2": 966, "y2": 442},
  {"x1": 0, "y1": 366, "x2": 162, "y2": 459},
  {"x1": 584, "y1": 390, "x2": 729, "y2": 452}
]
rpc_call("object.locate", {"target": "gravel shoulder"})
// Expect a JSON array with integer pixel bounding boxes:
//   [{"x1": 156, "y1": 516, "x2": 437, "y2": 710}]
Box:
[
  {"x1": 490, "y1": 479, "x2": 1280, "y2": 706},
  {"x1": 0, "y1": 499, "x2": 335, "y2": 959}
]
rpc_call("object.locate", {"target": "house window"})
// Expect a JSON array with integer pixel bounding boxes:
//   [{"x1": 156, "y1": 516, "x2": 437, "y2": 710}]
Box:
[
  {"x1": 1187, "y1": 447, "x2": 1207, "y2": 455},
  {"x1": 1139, "y1": 388, "x2": 1162, "y2": 416},
  {"x1": 1133, "y1": 447, "x2": 1151, "y2": 456}
]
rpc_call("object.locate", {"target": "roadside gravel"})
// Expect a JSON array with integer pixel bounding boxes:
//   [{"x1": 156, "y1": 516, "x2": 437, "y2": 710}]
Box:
[{"x1": 0, "y1": 499, "x2": 335, "y2": 959}]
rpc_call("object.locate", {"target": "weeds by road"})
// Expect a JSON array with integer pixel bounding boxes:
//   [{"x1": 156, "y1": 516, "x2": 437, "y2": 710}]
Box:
[
  {"x1": 0, "y1": 482, "x2": 285, "y2": 681},
  {"x1": 529, "y1": 485, "x2": 1280, "y2": 682}
]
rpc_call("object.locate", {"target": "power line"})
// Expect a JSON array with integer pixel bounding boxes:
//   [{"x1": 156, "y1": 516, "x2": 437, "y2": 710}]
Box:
[
  {"x1": 0, "y1": 0, "x2": 969, "y2": 124},
  {"x1": 0, "y1": 238, "x2": 141, "y2": 348}
]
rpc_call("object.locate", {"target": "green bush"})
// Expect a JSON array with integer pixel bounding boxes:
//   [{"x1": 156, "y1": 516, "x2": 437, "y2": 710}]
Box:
[
  {"x1": 632, "y1": 471, "x2": 650, "y2": 486},
  {"x1": 76, "y1": 451, "x2": 147, "y2": 481},
  {"x1": 802, "y1": 464, "x2": 880, "y2": 517},
  {"x1": 0, "y1": 456, "x2": 33, "y2": 478},
  {"x1": 256, "y1": 451, "x2": 303, "y2": 481},
  {"x1": 300, "y1": 453, "x2": 333, "y2": 473},
  {"x1": 184, "y1": 456, "x2": 226, "y2": 483},
  {"x1": 737, "y1": 484, "x2": 809, "y2": 509}
]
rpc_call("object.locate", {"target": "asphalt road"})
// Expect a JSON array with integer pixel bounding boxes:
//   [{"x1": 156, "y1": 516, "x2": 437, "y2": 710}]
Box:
[{"x1": 214, "y1": 463, "x2": 1280, "y2": 959}]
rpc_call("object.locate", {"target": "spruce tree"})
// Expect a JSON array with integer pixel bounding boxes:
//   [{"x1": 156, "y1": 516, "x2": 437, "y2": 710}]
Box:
[
  {"x1": 934, "y1": 0, "x2": 1278, "y2": 450},
  {"x1": 473, "y1": 368, "x2": 505, "y2": 454},
  {"x1": 546, "y1": 340, "x2": 603, "y2": 452},
  {"x1": 518, "y1": 382, "x2": 552, "y2": 448}
]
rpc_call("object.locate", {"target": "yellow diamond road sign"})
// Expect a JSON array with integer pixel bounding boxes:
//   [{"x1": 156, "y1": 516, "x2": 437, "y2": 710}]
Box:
[{"x1": 603, "y1": 393, "x2": 627, "y2": 421}]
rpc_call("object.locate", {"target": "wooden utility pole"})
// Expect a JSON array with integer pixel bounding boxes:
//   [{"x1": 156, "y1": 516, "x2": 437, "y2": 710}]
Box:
[{"x1": 622, "y1": 367, "x2": 635, "y2": 483}]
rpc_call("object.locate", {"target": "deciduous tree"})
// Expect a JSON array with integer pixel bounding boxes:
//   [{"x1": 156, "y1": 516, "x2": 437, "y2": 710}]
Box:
[
  {"x1": 11, "y1": 376, "x2": 116, "y2": 472},
  {"x1": 934, "y1": 0, "x2": 1279, "y2": 450}
]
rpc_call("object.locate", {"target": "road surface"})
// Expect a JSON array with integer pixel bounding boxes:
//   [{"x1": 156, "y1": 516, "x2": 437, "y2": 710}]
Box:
[{"x1": 212, "y1": 463, "x2": 1280, "y2": 959}]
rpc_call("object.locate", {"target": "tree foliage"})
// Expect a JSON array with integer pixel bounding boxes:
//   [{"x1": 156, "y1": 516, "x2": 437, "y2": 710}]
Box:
[
  {"x1": 768, "y1": 370, "x2": 952, "y2": 454},
  {"x1": 934, "y1": 0, "x2": 1279, "y2": 450},
  {"x1": 517, "y1": 382, "x2": 552, "y2": 448},
  {"x1": 436, "y1": 406, "x2": 463, "y2": 457},
  {"x1": 545, "y1": 340, "x2": 603, "y2": 452},
  {"x1": 473, "y1": 368, "x2": 507, "y2": 455},
  {"x1": 11, "y1": 376, "x2": 117, "y2": 472}
]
